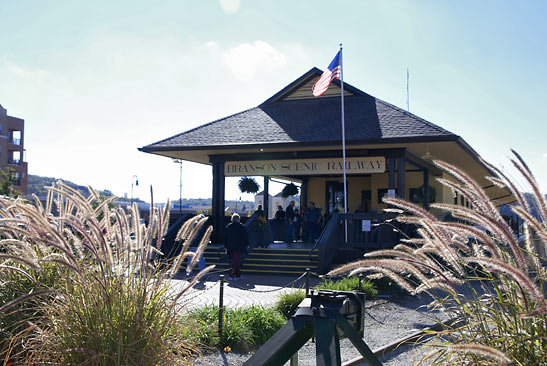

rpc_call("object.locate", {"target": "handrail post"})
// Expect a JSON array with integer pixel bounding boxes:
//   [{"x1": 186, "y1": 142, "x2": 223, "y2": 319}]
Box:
[
  {"x1": 219, "y1": 275, "x2": 225, "y2": 340},
  {"x1": 305, "y1": 268, "x2": 310, "y2": 295}
]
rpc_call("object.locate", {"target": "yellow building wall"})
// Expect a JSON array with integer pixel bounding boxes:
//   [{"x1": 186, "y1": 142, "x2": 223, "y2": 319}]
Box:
[
  {"x1": 305, "y1": 170, "x2": 447, "y2": 215},
  {"x1": 306, "y1": 177, "x2": 327, "y2": 212}
]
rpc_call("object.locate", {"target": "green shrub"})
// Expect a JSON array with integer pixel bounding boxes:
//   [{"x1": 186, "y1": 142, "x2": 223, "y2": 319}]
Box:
[
  {"x1": 315, "y1": 276, "x2": 378, "y2": 299},
  {"x1": 221, "y1": 308, "x2": 254, "y2": 352},
  {"x1": 275, "y1": 290, "x2": 306, "y2": 319},
  {"x1": 188, "y1": 304, "x2": 221, "y2": 348},
  {"x1": 188, "y1": 304, "x2": 286, "y2": 353},
  {"x1": 236, "y1": 305, "x2": 285, "y2": 345}
]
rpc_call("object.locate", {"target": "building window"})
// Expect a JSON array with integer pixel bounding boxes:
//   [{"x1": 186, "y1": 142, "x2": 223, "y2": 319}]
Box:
[
  {"x1": 8, "y1": 151, "x2": 21, "y2": 165},
  {"x1": 377, "y1": 189, "x2": 388, "y2": 204},
  {"x1": 409, "y1": 187, "x2": 435, "y2": 204},
  {"x1": 8, "y1": 130, "x2": 21, "y2": 145},
  {"x1": 409, "y1": 188, "x2": 420, "y2": 203}
]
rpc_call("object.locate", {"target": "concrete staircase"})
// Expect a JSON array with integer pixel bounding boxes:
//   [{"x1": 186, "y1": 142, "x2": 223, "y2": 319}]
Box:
[{"x1": 201, "y1": 245, "x2": 318, "y2": 275}]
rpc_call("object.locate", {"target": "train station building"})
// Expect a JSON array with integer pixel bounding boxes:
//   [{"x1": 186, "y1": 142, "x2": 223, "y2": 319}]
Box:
[{"x1": 139, "y1": 67, "x2": 510, "y2": 272}]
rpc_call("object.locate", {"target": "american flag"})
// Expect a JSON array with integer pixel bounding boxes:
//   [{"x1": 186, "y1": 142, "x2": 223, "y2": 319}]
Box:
[{"x1": 312, "y1": 51, "x2": 341, "y2": 97}]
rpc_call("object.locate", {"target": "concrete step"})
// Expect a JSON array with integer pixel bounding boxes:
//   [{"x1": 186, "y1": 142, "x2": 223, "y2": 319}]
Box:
[{"x1": 186, "y1": 245, "x2": 319, "y2": 275}]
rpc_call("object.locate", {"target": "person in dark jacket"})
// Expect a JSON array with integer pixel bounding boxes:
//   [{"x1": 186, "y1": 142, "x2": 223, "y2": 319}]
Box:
[
  {"x1": 224, "y1": 213, "x2": 249, "y2": 280},
  {"x1": 304, "y1": 201, "x2": 322, "y2": 242},
  {"x1": 285, "y1": 200, "x2": 296, "y2": 243}
]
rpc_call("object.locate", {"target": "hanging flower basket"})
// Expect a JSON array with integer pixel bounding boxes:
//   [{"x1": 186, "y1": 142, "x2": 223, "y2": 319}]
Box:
[
  {"x1": 238, "y1": 177, "x2": 260, "y2": 194},
  {"x1": 281, "y1": 183, "x2": 299, "y2": 198}
]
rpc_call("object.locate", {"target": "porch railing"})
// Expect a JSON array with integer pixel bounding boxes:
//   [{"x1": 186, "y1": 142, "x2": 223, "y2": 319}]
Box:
[{"x1": 314, "y1": 213, "x2": 411, "y2": 274}]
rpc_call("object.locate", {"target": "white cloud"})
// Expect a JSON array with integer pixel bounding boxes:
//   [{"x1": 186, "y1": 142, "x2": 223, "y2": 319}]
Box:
[
  {"x1": 222, "y1": 41, "x2": 287, "y2": 83},
  {"x1": 0, "y1": 36, "x2": 311, "y2": 201},
  {"x1": 543, "y1": 153, "x2": 547, "y2": 158},
  {"x1": 219, "y1": 0, "x2": 240, "y2": 15}
]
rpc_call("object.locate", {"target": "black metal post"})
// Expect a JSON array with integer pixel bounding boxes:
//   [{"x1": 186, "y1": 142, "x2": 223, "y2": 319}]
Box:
[
  {"x1": 179, "y1": 160, "x2": 182, "y2": 213},
  {"x1": 397, "y1": 155, "x2": 406, "y2": 199},
  {"x1": 423, "y1": 168, "x2": 430, "y2": 210},
  {"x1": 305, "y1": 268, "x2": 310, "y2": 295},
  {"x1": 264, "y1": 176, "x2": 269, "y2": 219},
  {"x1": 219, "y1": 275, "x2": 225, "y2": 340}
]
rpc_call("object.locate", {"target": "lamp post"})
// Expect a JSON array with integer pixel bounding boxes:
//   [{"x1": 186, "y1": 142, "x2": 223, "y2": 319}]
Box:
[
  {"x1": 173, "y1": 159, "x2": 182, "y2": 213},
  {"x1": 131, "y1": 175, "x2": 138, "y2": 207}
]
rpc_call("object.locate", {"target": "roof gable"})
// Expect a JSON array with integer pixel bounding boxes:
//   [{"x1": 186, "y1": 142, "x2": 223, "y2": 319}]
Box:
[
  {"x1": 262, "y1": 67, "x2": 361, "y2": 104},
  {"x1": 282, "y1": 77, "x2": 352, "y2": 101},
  {"x1": 140, "y1": 68, "x2": 458, "y2": 152}
]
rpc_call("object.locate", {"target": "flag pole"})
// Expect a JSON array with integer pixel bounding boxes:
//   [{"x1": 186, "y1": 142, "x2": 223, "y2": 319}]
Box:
[{"x1": 340, "y1": 43, "x2": 348, "y2": 241}]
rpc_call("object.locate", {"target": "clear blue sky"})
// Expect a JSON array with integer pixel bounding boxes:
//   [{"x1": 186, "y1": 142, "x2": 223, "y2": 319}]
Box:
[{"x1": 1, "y1": 0, "x2": 545, "y2": 202}]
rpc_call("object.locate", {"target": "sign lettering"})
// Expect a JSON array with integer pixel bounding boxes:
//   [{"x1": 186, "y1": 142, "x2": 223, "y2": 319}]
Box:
[{"x1": 224, "y1": 157, "x2": 385, "y2": 176}]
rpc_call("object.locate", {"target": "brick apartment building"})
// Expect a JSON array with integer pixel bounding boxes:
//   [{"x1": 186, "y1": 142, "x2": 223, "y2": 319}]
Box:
[{"x1": 0, "y1": 104, "x2": 28, "y2": 194}]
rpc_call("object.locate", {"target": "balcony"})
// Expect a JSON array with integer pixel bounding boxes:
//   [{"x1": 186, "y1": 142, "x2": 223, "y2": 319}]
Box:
[
  {"x1": 8, "y1": 137, "x2": 21, "y2": 145},
  {"x1": 8, "y1": 158, "x2": 21, "y2": 165}
]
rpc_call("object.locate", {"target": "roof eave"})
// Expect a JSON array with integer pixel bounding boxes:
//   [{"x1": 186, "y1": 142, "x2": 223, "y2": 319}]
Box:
[{"x1": 138, "y1": 134, "x2": 460, "y2": 154}]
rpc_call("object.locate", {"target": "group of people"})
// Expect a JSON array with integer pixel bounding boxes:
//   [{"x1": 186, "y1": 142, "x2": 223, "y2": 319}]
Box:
[
  {"x1": 186, "y1": 202, "x2": 324, "y2": 281},
  {"x1": 275, "y1": 201, "x2": 323, "y2": 243},
  {"x1": 222, "y1": 201, "x2": 323, "y2": 280}
]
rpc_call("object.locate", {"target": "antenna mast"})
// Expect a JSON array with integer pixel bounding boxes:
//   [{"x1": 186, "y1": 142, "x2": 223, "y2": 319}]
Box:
[{"x1": 406, "y1": 68, "x2": 410, "y2": 112}]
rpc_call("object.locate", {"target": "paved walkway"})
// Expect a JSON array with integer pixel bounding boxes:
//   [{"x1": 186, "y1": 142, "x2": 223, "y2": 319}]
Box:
[{"x1": 171, "y1": 272, "x2": 323, "y2": 309}]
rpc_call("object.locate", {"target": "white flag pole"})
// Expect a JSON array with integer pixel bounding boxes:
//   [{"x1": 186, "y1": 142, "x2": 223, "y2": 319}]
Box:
[{"x1": 340, "y1": 43, "x2": 348, "y2": 242}]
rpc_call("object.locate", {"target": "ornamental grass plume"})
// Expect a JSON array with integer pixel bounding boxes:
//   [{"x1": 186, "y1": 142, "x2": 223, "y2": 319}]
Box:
[
  {"x1": 0, "y1": 182, "x2": 213, "y2": 365},
  {"x1": 329, "y1": 150, "x2": 546, "y2": 365}
]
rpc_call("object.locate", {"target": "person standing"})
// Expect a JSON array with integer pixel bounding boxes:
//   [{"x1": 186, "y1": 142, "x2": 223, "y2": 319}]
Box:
[
  {"x1": 304, "y1": 201, "x2": 322, "y2": 243},
  {"x1": 224, "y1": 213, "x2": 249, "y2": 280},
  {"x1": 256, "y1": 204, "x2": 264, "y2": 218},
  {"x1": 274, "y1": 205, "x2": 285, "y2": 222},
  {"x1": 285, "y1": 200, "x2": 296, "y2": 243},
  {"x1": 274, "y1": 205, "x2": 285, "y2": 241},
  {"x1": 252, "y1": 204, "x2": 267, "y2": 248}
]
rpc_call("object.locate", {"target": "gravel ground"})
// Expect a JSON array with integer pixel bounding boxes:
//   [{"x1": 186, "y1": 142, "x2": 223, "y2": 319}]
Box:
[{"x1": 191, "y1": 293, "x2": 446, "y2": 366}]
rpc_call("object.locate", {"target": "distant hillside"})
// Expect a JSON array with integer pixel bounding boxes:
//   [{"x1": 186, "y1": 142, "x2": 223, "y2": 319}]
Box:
[{"x1": 27, "y1": 175, "x2": 114, "y2": 198}]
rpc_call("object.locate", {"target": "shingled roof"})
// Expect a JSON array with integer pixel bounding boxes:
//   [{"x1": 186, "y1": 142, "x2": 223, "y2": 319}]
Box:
[{"x1": 140, "y1": 68, "x2": 457, "y2": 152}]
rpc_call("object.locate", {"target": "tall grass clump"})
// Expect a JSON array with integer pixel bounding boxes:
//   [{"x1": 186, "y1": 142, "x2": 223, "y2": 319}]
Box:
[
  {"x1": 329, "y1": 150, "x2": 546, "y2": 365},
  {"x1": 0, "y1": 182, "x2": 213, "y2": 365}
]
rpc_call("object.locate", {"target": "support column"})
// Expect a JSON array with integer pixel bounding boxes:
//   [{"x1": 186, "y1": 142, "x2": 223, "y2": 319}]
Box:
[
  {"x1": 397, "y1": 155, "x2": 406, "y2": 199},
  {"x1": 423, "y1": 168, "x2": 430, "y2": 210},
  {"x1": 388, "y1": 157, "x2": 395, "y2": 192},
  {"x1": 301, "y1": 177, "x2": 309, "y2": 209},
  {"x1": 211, "y1": 161, "x2": 225, "y2": 244},
  {"x1": 264, "y1": 176, "x2": 270, "y2": 219}
]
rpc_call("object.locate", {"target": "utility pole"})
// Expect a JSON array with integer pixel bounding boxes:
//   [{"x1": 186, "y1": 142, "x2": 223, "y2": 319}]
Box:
[
  {"x1": 173, "y1": 159, "x2": 183, "y2": 213},
  {"x1": 131, "y1": 175, "x2": 138, "y2": 207}
]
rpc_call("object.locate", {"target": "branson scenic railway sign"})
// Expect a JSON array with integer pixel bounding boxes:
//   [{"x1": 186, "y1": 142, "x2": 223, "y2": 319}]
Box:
[{"x1": 224, "y1": 157, "x2": 385, "y2": 176}]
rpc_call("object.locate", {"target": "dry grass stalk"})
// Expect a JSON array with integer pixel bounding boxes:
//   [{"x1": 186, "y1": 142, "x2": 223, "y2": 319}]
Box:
[
  {"x1": 0, "y1": 182, "x2": 213, "y2": 364},
  {"x1": 329, "y1": 151, "x2": 546, "y2": 365}
]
